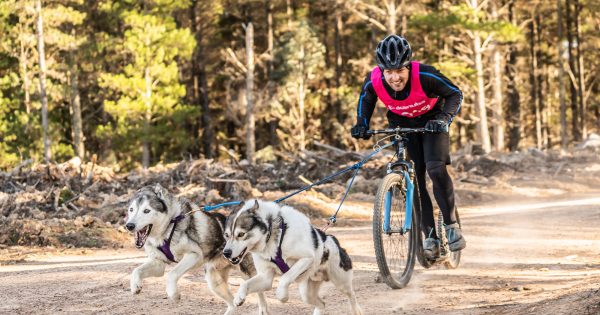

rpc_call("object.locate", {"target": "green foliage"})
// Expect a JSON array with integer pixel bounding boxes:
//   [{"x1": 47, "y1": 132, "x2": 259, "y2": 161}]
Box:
[
  {"x1": 0, "y1": 0, "x2": 598, "y2": 169},
  {"x1": 98, "y1": 0, "x2": 195, "y2": 169},
  {"x1": 271, "y1": 19, "x2": 328, "y2": 151}
]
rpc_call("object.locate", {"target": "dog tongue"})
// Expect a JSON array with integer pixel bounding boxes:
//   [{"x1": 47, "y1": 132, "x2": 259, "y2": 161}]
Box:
[{"x1": 135, "y1": 231, "x2": 143, "y2": 247}]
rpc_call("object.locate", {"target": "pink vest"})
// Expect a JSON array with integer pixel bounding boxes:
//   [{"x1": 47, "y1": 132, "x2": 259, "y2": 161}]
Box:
[{"x1": 370, "y1": 61, "x2": 438, "y2": 118}]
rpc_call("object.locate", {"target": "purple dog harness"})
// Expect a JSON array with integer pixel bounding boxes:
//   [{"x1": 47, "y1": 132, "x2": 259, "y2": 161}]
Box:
[
  {"x1": 270, "y1": 220, "x2": 290, "y2": 273},
  {"x1": 158, "y1": 214, "x2": 186, "y2": 263}
]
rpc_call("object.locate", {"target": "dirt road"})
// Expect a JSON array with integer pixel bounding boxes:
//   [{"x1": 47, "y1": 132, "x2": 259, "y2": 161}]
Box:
[{"x1": 3, "y1": 196, "x2": 600, "y2": 315}]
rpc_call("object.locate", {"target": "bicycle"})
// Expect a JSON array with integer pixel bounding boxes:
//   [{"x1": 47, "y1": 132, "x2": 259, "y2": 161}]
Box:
[{"x1": 368, "y1": 127, "x2": 462, "y2": 289}]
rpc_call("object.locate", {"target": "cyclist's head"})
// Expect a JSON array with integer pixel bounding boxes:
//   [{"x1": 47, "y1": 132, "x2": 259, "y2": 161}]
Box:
[{"x1": 375, "y1": 35, "x2": 412, "y2": 70}]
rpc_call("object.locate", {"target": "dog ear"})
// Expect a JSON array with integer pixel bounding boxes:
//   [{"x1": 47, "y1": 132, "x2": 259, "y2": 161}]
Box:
[
  {"x1": 153, "y1": 183, "x2": 166, "y2": 200},
  {"x1": 247, "y1": 199, "x2": 260, "y2": 214}
]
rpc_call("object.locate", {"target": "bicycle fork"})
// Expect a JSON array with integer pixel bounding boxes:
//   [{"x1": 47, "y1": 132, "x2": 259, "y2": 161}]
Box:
[{"x1": 383, "y1": 170, "x2": 414, "y2": 235}]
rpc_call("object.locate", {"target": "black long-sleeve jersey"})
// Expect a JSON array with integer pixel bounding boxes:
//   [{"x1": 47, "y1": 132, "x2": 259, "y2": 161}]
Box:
[{"x1": 356, "y1": 63, "x2": 463, "y2": 128}]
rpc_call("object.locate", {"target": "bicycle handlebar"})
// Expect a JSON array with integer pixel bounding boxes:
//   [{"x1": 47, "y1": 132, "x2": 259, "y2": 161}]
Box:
[{"x1": 366, "y1": 127, "x2": 429, "y2": 136}]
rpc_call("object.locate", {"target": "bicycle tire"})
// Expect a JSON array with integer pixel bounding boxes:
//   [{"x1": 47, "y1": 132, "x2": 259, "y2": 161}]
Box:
[
  {"x1": 444, "y1": 209, "x2": 462, "y2": 269},
  {"x1": 373, "y1": 173, "x2": 417, "y2": 289}
]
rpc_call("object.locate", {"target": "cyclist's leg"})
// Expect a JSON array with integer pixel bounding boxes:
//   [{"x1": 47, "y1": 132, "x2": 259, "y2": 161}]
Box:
[
  {"x1": 423, "y1": 132, "x2": 456, "y2": 224},
  {"x1": 405, "y1": 133, "x2": 436, "y2": 238},
  {"x1": 423, "y1": 132, "x2": 465, "y2": 251},
  {"x1": 406, "y1": 133, "x2": 440, "y2": 258}
]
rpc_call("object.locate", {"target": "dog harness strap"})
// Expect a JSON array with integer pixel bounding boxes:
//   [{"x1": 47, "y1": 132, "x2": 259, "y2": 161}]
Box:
[
  {"x1": 158, "y1": 214, "x2": 186, "y2": 263},
  {"x1": 270, "y1": 220, "x2": 290, "y2": 273}
]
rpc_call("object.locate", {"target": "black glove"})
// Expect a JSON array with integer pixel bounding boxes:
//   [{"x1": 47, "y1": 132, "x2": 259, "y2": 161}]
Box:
[
  {"x1": 351, "y1": 124, "x2": 371, "y2": 140},
  {"x1": 425, "y1": 119, "x2": 449, "y2": 133}
]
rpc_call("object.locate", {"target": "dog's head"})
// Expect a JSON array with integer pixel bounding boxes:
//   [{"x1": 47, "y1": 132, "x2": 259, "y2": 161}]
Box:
[
  {"x1": 223, "y1": 199, "x2": 269, "y2": 265},
  {"x1": 125, "y1": 183, "x2": 171, "y2": 248}
]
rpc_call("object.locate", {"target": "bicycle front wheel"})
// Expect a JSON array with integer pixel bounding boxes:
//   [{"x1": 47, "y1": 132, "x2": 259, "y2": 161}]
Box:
[{"x1": 373, "y1": 172, "x2": 416, "y2": 289}]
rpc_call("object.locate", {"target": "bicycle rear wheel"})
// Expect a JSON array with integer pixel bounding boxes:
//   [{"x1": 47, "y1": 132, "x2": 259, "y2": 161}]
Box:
[
  {"x1": 412, "y1": 183, "x2": 435, "y2": 269},
  {"x1": 373, "y1": 172, "x2": 416, "y2": 289}
]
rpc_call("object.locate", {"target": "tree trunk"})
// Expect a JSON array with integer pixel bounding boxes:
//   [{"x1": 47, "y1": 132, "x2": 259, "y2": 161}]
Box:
[
  {"x1": 68, "y1": 48, "x2": 85, "y2": 159},
  {"x1": 286, "y1": 0, "x2": 293, "y2": 31},
  {"x1": 400, "y1": 0, "x2": 407, "y2": 35},
  {"x1": 557, "y1": 0, "x2": 568, "y2": 149},
  {"x1": 471, "y1": 3, "x2": 491, "y2": 154},
  {"x1": 542, "y1": 65, "x2": 550, "y2": 148},
  {"x1": 506, "y1": 0, "x2": 521, "y2": 151},
  {"x1": 536, "y1": 13, "x2": 545, "y2": 149},
  {"x1": 191, "y1": 0, "x2": 213, "y2": 158},
  {"x1": 565, "y1": 0, "x2": 580, "y2": 141},
  {"x1": 266, "y1": 0, "x2": 278, "y2": 147},
  {"x1": 143, "y1": 66, "x2": 152, "y2": 169},
  {"x1": 529, "y1": 13, "x2": 542, "y2": 150},
  {"x1": 36, "y1": 0, "x2": 51, "y2": 163},
  {"x1": 245, "y1": 22, "x2": 255, "y2": 164},
  {"x1": 334, "y1": 0, "x2": 344, "y2": 122},
  {"x1": 386, "y1": 0, "x2": 396, "y2": 34},
  {"x1": 491, "y1": 45, "x2": 504, "y2": 151},
  {"x1": 299, "y1": 44, "x2": 306, "y2": 151},
  {"x1": 19, "y1": 26, "x2": 31, "y2": 117},
  {"x1": 19, "y1": 21, "x2": 32, "y2": 137},
  {"x1": 491, "y1": 3, "x2": 504, "y2": 151},
  {"x1": 574, "y1": 0, "x2": 586, "y2": 139}
]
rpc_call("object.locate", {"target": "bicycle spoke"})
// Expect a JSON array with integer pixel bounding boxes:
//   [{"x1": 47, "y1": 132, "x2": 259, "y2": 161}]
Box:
[
  {"x1": 382, "y1": 184, "x2": 409, "y2": 275},
  {"x1": 373, "y1": 172, "x2": 416, "y2": 289}
]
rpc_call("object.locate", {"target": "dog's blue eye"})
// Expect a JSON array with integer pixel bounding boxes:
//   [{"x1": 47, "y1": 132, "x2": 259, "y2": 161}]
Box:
[{"x1": 143, "y1": 209, "x2": 151, "y2": 214}]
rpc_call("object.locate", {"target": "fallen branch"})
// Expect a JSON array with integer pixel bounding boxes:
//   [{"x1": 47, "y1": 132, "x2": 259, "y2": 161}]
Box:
[
  {"x1": 9, "y1": 159, "x2": 33, "y2": 177},
  {"x1": 84, "y1": 154, "x2": 97, "y2": 185},
  {"x1": 301, "y1": 149, "x2": 336, "y2": 164},
  {"x1": 298, "y1": 175, "x2": 313, "y2": 186},
  {"x1": 313, "y1": 141, "x2": 362, "y2": 158},
  {"x1": 552, "y1": 162, "x2": 566, "y2": 178}
]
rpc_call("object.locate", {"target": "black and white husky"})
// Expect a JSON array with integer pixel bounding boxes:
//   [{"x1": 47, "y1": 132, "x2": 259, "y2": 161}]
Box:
[
  {"x1": 125, "y1": 184, "x2": 269, "y2": 315},
  {"x1": 223, "y1": 199, "x2": 363, "y2": 315}
]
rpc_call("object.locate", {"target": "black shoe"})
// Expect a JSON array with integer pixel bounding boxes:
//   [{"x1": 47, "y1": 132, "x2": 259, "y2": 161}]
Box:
[
  {"x1": 445, "y1": 223, "x2": 466, "y2": 251},
  {"x1": 423, "y1": 237, "x2": 440, "y2": 259}
]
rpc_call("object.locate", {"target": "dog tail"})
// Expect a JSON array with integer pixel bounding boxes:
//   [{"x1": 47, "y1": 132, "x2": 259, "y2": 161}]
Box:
[{"x1": 329, "y1": 235, "x2": 353, "y2": 271}]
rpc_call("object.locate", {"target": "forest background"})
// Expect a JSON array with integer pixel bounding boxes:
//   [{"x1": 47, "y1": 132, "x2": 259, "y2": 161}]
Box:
[{"x1": 1, "y1": 0, "x2": 598, "y2": 171}]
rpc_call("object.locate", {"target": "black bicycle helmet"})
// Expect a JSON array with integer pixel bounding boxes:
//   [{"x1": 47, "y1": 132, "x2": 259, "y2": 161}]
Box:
[{"x1": 375, "y1": 35, "x2": 412, "y2": 69}]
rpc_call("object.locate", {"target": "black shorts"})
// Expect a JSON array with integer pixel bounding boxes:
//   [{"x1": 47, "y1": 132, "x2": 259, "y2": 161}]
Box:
[
  {"x1": 405, "y1": 132, "x2": 451, "y2": 165},
  {"x1": 388, "y1": 116, "x2": 451, "y2": 165}
]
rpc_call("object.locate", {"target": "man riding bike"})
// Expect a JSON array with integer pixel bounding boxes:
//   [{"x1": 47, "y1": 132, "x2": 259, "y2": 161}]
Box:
[{"x1": 351, "y1": 35, "x2": 466, "y2": 258}]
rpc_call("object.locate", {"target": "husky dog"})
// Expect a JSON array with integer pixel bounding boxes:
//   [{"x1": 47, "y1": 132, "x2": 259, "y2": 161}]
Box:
[
  {"x1": 125, "y1": 184, "x2": 269, "y2": 315},
  {"x1": 223, "y1": 199, "x2": 363, "y2": 315}
]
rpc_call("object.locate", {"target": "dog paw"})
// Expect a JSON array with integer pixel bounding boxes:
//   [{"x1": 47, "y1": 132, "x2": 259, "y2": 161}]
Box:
[
  {"x1": 258, "y1": 307, "x2": 271, "y2": 315},
  {"x1": 130, "y1": 281, "x2": 142, "y2": 294},
  {"x1": 233, "y1": 294, "x2": 245, "y2": 307},
  {"x1": 167, "y1": 286, "x2": 181, "y2": 302},
  {"x1": 224, "y1": 305, "x2": 235, "y2": 315},
  {"x1": 168, "y1": 291, "x2": 181, "y2": 302},
  {"x1": 275, "y1": 287, "x2": 289, "y2": 303}
]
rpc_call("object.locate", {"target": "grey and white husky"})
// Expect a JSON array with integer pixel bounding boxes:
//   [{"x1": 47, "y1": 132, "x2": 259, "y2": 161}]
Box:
[
  {"x1": 125, "y1": 184, "x2": 269, "y2": 315},
  {"x1": 223, "y1": 199, "x2": 363, "y2": 315}
]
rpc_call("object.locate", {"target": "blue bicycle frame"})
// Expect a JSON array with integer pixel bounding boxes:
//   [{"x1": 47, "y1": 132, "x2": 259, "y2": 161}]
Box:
[
  {"x1": 383, "y1": 171, "x2": 414, "y2": 234},
  {"x1": 382, "y1": 139, "x2": 415, "y2": 235}
]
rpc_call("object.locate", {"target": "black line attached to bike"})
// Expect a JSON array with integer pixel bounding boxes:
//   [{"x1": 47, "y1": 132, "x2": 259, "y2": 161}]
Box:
[{"x1": 199, "y1": 140, "x2": 398, "y2": 228}]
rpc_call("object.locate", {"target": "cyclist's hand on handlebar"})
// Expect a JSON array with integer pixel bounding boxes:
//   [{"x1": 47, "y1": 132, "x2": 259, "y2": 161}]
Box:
[
  {"x1": 424, "y1": 120, "x2": 449, "y2": 133},
  {"x1": 351, "y1": 124, "x2": 371, "y2": 140}
]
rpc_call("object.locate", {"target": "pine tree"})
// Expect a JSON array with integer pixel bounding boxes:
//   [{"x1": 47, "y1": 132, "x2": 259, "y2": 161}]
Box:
[{"x1": 99, "y1": 0, "x2": 195, "y2": 169}]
